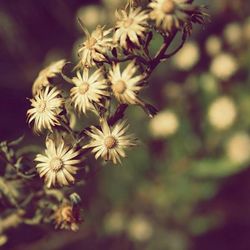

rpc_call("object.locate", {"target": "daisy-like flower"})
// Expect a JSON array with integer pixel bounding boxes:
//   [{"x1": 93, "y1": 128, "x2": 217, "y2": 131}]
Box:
[
  {"x1": 32, "y1": 59, "x2": 66, "y2": 95},
  {"x1": 70, "y1": 68, "x2": 109, "y2": 114},
  {"x1": 108, "y1": 61, "x2": 143, "y2": 104},
  {"x1": 54, "y1": 203, "x2": 82, "y2": 231},
  {"x1": 27, "y1": 86, "x2": 63, "y2": 133},
  {"x1": 84, "y1": 119, "x2": 137, "y2": 164},
  {"x1": 35, "y1": 138, "x2": 81, "y2": 188},
  {"x1": 78, "y1": 25, "x2": 113, "y2": 68},
  {"x1": 113, "y1": 7, "x2": 148, "y2": 50},
  {"x1": 148, "y1": 0, "x2": 195, "y2": 32}
]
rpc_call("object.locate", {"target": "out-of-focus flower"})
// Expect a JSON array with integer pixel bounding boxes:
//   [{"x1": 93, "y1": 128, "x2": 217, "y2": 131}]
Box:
[
  {"x1": 243, "y1": 18, "x2": 250, "y2": 42},
  {"x1": 83, "y1": 119, "x2": 137, "y2": 164},
  {"x1": 32, "y1": 59, "x2": 66, "y2": 95},
  {"x1": 78, "y1": 26, "x2": 113, "y2": 68},
  {"x1": 27, "y1": 86, "x2": 63, "y2": 133},
  {"x1": 149, "y1": 110, "x2": 179, "y2": 138},
  {"x1": 199, "y1": 73, "x2": 218, "y2": 94},
  {"x1": 35, "y1": 138, "x2": 81, "y2": 188},
  {"x1": 149, "y1": 0, "x2": 195, "y2": 32},
  {"x1": 226, "y1": 132, "x2": 250, "y2": 164},
  {"x1": 208, "y1": 96, "x2": 237, "y2": 130},
  {"x1": 70, "y1": 68, "x2": 109, "y2": 114},
  {"x1": 113, "y1": 7, "x2": 148, "y2": 50},
  {"x1": 104, "y1": 211, "x2": 126, "y2": 234},
  {"x1": 173, "y1": 41, "x2": 200, "y2": 70},
  {"x1": 127, "y1": 216, "x2": 153, "y2": 242},
  {"x1": 109, "y1": 61, "x2": 143, "y2": 104},
  {"x1": 76, "y1": 5, "x2": 106, "y2": 30},
  {"x1": 223, "y1": 22, "x2": 242, "y2": 48},
  {"x1": 54, "y1": 203, "x2": 82, "y2": 231},
  {"x1": 102, "y1": 0, "x2": 126, "y2": 10},
  {"x1": 210, "y1": 53, "x2": 238, "y2": 80},
  {"x1": 205, "y1": 35, "x2": 222, "y2": 57}
]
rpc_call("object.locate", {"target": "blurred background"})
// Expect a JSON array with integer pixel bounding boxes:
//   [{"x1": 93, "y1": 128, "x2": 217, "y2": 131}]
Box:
[{"x1": 1, "y1": 0, "x2": 250, "y2": 249}]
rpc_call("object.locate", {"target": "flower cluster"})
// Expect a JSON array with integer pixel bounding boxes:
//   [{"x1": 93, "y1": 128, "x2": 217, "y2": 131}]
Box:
[{"x1": 25, "y1": 0, "x2": 207, "y2": 231}]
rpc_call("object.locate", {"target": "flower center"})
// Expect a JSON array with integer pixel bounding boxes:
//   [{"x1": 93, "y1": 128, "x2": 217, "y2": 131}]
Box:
[
  {"x1": 124, "y1": 18, "x2": 134, "y2": 28},
  {"x1": 78, "y1": 82, "x2": 89, "y2": 95},
  {"x1": 85, "y1": 37, "x2": 97, "y2": 49},
  {"x1": 162, "y1": 0, "x2": 176, "y2": 14},
  {"x1": 104, "y1": 136, "x2": 117, "y2": 149},
  {"x1": 50, "y1": 157, "x2": 63, "y2": 171},
  {"x1": 113, "y1": 80, "x2": 126, "y2": 94},
  {"x1": 37, "y1": 100, "x2": 47, "y2": 113}
]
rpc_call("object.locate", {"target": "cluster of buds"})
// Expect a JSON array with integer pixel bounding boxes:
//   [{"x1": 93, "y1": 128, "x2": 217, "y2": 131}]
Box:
[{"x1": 24, "y1": 0, "x2": 207, "y2": 231}]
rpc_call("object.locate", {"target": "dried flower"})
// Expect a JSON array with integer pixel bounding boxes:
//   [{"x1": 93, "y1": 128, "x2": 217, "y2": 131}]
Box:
[
  {"x1": 54, "y1": 203, "x2": 82, "y2": 231},
  {"x1": 32, "y1": 59, "x2": 66, "y2": 95},
  {"x1": 84, "y1": 119, "x2": 137, "y2": 164},
  {"x1": 70, "y1": 68, "x2": 109, "y2": 114},
  {"x1": 113, "y1": 7, "x2": 148, "y2": 50},
  {"x1": 109, "y1": 61, "x2": 143, "y2": 104},
  {"x1": 78, "y1": 25, "x2": 113, "y2": 68},
  {"x1": 149, "y1": 0, "x2": 195, "y2": 32},
  {"x1": 35, "y1": 138, "x2": 81, "y2": 187},
  {"x1": 27, "y1": 86, "x2": 63, "y2": 133}
]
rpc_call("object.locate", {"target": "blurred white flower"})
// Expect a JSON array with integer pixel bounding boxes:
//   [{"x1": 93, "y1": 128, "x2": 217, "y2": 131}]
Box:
[
  {"x1": 205, "y1": 35, "x2": 222, "y2": 57},
  {"x1": 223, "y1": 22, "x2": 242, "y2": 48},
  {"x1": 173, "y1": 42, "x2": 200, "y2": 70},
  {"x1": 104, "y1": 211, "x2": 126, "y2": 234},
  {"x1": 226, "y1": 132, "x2": 250, "y2": 165},
  {"x1": 76, "y1": 5, "x2": 107, "y2": 30},
  {"x1": 210, "y1": 53, "x2": 238, "y2": 80},
  {"x1": 243, "y1": 18, "x2": 250, "y2": 42},
  {"x1": 208, "y1": 96, "x2": 237, "y2": 130},
  {"x1": 149, "y1": 110, "x2": 179, "y2": 138},
  {"x1": 127, "y1": 216, "x2": 153, "y2": 242}
]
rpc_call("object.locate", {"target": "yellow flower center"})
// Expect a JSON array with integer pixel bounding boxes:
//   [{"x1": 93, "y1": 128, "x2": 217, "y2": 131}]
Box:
[
  {"x1": 104, "y1": 136, "x2": 117, "y2": 149},
  {"x1": 85, "y1": 37, "x2": 97, "y2": 49},
  {"x1": 123, "y1": 18, "x2": 134, "y2": 28},
  {"x1": 113, "y1": 80, "x2": 126, "y2": 94},
  {"x1": 37, "y1": 100, "x2": 47, "y2": 113},
  {"x1": 162, "y1": 0, "x2": 176, "y2": 14},
  {"x1": 50, "y1": 157, "x2": 63, "y2": 171},
  {"x1": 78, "y1": 82, "x2": 89, "y2": 95}
]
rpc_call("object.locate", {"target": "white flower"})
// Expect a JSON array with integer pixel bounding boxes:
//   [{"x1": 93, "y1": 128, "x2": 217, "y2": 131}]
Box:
[
  {"x1": 78, "y1": 25, "x2": 113, "y2": 68},
  {"x1": 173, "y1": 41, "x2": 200, "y2": 70},
  {"x1": 108, "y1": 61, "x2": 143, "y2": 104},
  {"x1": 113, "y1": 7, "x2": 148, "y2": 50},
  {"x1": 208, "y1": 96, "x2": 237, "y2": 130},
  {"x1": 149, "y1": 110, "x2": 179, "y2": 138},
  {"x1": 32, "y1": 59, "x2": 66, "y2": 95},
  {"x1": 70, "y1": 68, "x2": 109, "y2": 114},
  {"x1": 27, "y1": 86, "x2": 63, "y2": 133},
  {"x1": 148, "y1": 0, "x2": 193, "y2": 32},
  {"x1": 210, "y1": 53, "x2": 238, "y2": 80},
  {"x1": 226, "y1": 132, "x2": 250, "y2": 165},
  {"x1": 35, "y1": 138, "x2": 81, "y2": 188},
  {"x1": 84, "y1": 119, "x2": 137, "y2": 164}
]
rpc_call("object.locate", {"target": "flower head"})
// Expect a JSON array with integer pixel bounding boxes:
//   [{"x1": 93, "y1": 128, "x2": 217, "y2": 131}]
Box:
[
  {"x1": 113, "y1": 7, "x2": 148, "y2": 50},
  {"x1": 78, "y1": 25, "x2": 113, "y2": 68},
  {"x1": 70, "y1": 68, "x2": 109, "y2": 114},
  {"x1": 148, "y1": 0, "x2": 196, "y2": 32},
  {"x1": 35, "y1": 137, "x2": 81, "y2": 188},
  {"x1": 27, "y1": 86, "x2": 63, "y2": 133},
  {"x1": 54, "y1": 203, "x2": 82, "y2": 231},
  {"x1": 84, "y1": 119, "x2": 137, "y2": 164},
  {"x1": 32, "y1": 59, "x2": 66, "y2": 95},
  {"x1": 109, "y1": 61, "x2": 143, "y2": 104}
]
